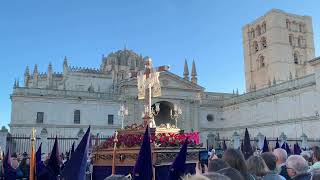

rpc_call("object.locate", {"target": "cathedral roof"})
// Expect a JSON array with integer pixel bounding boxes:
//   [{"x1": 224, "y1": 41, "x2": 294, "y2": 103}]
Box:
[{"x1": 103, "y1": 49, "x2": 145, "y2": 67}]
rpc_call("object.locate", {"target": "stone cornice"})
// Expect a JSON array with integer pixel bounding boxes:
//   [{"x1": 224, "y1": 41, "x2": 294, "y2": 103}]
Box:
[
  {"x1": 309, "y1": 56, "x2": 320, "y2": 66},
  {"x1": 11, "y1": 87, "x2": 120, "y2": 101},
  {"x1": 119, "y1": 71, "x2": 204, "y2": 91},
  {"x1": 223, "y1": 74, "x2": 315, "y2": 107},
  {"x1": 200, "y1": 115, "x2": 319, "y2": 131},
  {"x1": 9, "y1": 123, "x2": 120, "y2": 129}
]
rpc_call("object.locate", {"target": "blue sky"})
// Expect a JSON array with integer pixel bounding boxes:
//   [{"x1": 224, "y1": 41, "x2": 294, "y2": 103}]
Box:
[{"x1": 1, "y1": 0, "x2": 320, "y2": 128}]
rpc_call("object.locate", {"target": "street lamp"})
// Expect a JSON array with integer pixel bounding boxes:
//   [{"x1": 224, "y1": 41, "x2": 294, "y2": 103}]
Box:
[
  {"x1": 118, "y1": 104, "x2": 128, "y2": 129},
  {"x1": 170, "y1": 104, "x2": 182, "y2": 128}
]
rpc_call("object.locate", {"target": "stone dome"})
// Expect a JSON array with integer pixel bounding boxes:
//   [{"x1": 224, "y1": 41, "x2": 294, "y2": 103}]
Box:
[{"x1": 102, "y1": 49, "x2": 145, "y2": 69}]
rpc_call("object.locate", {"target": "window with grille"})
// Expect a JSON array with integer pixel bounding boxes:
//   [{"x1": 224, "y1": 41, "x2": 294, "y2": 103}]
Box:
[
  {"x1": 74, "y1": 110, "x2": 80, "y2": 124},
  {"x1": 108, "y1": 114, "x2": 114, "y2": 125},
  {"x1": 36, "y1": 112, "x2": 44, "y2": 123}
]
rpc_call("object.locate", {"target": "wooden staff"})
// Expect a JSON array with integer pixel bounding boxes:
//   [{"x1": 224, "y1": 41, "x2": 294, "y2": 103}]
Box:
[
  {"x1": 29, "y1": 128, "x2": 36, "y2": 180},
  {"x1": 111, "y1": 130, "x2": 118, "y2": 175}
]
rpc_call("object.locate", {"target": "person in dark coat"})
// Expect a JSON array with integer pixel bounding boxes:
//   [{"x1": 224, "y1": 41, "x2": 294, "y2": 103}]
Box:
[
  {"x1": 273, "y1": 148, "x2": 291, "y2": 179},
  {"x1": 261, "y1": 152, "x2": 286, "y2": 180}
]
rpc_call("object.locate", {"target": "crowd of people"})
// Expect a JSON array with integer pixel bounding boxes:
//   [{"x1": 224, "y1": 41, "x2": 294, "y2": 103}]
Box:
[
  {"x1": 0, "y1": 151, "x2": 93, "y2": 180},
  {"x1": 0, "y1": 128, "x2": 320, "y2": 180},
  {"x1": 103, "y1": 146, "x2": 320, "y2": 180},
  {"x1": 181, "y1": 146, "x2": 320, "y2": 180},
  {"x1": 79, "y1": 146, "x2": 320, "y2": 180}
]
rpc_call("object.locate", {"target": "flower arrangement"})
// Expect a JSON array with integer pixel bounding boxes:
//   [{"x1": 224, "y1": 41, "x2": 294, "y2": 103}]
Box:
[{"x1": 99, "y1": 132, "x2": 200, "y2": 149}]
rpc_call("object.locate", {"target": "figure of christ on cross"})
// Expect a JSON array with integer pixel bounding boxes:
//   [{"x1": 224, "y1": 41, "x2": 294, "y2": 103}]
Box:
[{"x1": 134, "y1": 57, "x2": 169, "y2": 128}]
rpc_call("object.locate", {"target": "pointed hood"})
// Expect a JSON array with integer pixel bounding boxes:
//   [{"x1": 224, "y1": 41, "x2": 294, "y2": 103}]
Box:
[
  {"x1": 61, "y1": 126, "x2": 91, "y2": 180},
  {"x1": 168, "y1": 138, "x2": 188, "y2": 180},
  {"x1": 240, "y1": 141, "x2": 244, "y2": 153},
  {"x1": 47, "y1": 136, "x2": 61, "y2": 176},
  {"x1": 66, "y1": 150, "x2": 70, "y2": 161},
  {"x1": 222, "y1": 140, "x2": 227, "y2": 151},
  {"x1": 285, "y1": 143, "x2": 291, "y2": 155},
  {"x1": 3, "y1": 147, "x2": 16, "y2": 180},
  {"x1": 133, "y1": 126, "x2": 153, "y2": 180},
  {"x1": 36, "y1": 143, "x2": 45, "y2": 176},
  {"x1": 275, "y1": 138, "x2": 280, "y2": 149},
  {"x1": 281, "y1": 142, "x2": 286, "y2": 150},
  {"x1": 71, "y1": 141, "x2": 75, "y2": 156},
  {"x1": 262, "y1": 137, "x2": 269, "y2": 153},
  {"x1": 294, "y1": 143, "x2": 302, "y2": 155},
  {"x1": 243, "y1": 128, "x2": 253, "y2": 159}
]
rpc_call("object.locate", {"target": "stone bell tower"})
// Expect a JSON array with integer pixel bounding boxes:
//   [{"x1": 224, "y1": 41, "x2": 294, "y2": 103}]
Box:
[{"x1": 243, "y1": 9, "x2": 315, "y2": 92}]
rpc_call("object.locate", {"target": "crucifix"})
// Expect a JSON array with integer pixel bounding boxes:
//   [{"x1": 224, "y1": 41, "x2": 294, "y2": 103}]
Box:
[{"x1": 133, "y1": 57, "x2": 169, "y2": 127}]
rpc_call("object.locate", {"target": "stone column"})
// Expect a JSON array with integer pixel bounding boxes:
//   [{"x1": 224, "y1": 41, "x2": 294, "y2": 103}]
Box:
[
  {"x1": 0, "y1": 126, "x2": 9, "y2": 152},
  {"x1": 232, "y1": 132, "x2": 240, "y2": 149}
]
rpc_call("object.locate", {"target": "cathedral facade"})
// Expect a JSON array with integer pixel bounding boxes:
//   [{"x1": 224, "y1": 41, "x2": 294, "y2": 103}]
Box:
[{"x1": 8, "y1": 9, "x2": 320, "y2": 149}]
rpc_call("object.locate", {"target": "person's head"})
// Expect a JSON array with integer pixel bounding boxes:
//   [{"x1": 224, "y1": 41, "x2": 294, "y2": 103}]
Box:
[
  {"x1": 286, "y1": 155, "x2": 309, "y2": 178},
  {"x1": 273, "y1": 148, "x2": 287, "y2": 165},
  {"x1": 217, "y1": 167, "x2": 245, "y2": 180},
  {"x1": 261, "y1": 152, "x2": 277, "y2": 171},
  {"x1": 104, "y1": 175, "x2": 129, "y2": 180},
  {"x1": 203, "y1": 172, "x2": 231, "y2": 180},
  {"x1": 313, "y1": 146, "x2": 320, "y2": 163},
  {"x1": 208, "y1": 159, "x2": 229, "y2": 172},
  {"x1": 222, "y1": 149, "x2": 248, "y2": 175},
  {"x1": 246, "y1": 155, "x2": 269, "y2": 177},
  {"x1": 300, "y1": 151, "x2": 311, "y2": 161}
]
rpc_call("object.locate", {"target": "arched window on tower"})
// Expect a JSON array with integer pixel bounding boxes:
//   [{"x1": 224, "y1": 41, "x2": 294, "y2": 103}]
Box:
[
  {"x1": 74, "y1": 110, "x2": 80, "y2": 124},
  {"x1": 250, "y1": 28, "x2": 255, "y2": 38},
  {"x1": 261, "y1": 22, "x2": 266, "y2": 33},
  {"x1": 253, "y1": 41, "x2": 259, "y2": 53},
  {"x1": 298, "y1": 36, "x2": 303, "y2": 48},
  {"x1": 299, "y1": 24, "x2": 304, "y2": 32},
  {"x1": 256, "y1": 25, "x2": 261, "y2": 36},
  {"x1": 257, "y1": 55, "x2": 265, "y2": 69},
  {"x1": 289, "y1": 34, "x2": 293, "y2": 46},
  {"x1": 292, "y1": 21, "x2": 297, "y2": 31},
  {"x1": 294, "y1": 51, "x2": 299, "y2": 64},
  {"x1": 286, "y1": 19, "x2": 290, "y2": 29},
  {"x1": 261, "y1": 37, "x2": 267, "y2": 49}
]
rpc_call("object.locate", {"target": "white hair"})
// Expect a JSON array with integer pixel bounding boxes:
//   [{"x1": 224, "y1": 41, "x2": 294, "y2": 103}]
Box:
[
  {"x1": 273, "y1": 148, "x2": 288, "y2": 163},
  {"x1": 286, "y1": 155, "x2": 309, "y2": 175},
  {"x1": 300, "y1": 151, "x2": 311, "y2": 158}
]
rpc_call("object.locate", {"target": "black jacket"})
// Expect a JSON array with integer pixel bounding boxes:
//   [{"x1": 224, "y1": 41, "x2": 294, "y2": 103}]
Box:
[
  {"x1": 291, "y1": 173, "x2": 311, "y2": 180},
  {"x1": 279, "y1": 165, "x2": 291, "y2": 180}
]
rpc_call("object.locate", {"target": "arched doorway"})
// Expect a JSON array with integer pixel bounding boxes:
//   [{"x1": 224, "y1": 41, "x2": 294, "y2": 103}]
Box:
[{"x1": 152, "y1": 101, "x2": 176, "y2": 127}]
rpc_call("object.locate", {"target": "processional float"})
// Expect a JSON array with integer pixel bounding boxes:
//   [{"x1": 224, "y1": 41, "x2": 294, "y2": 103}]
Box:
[{"x1": 92, "y1": 58, "x2": 202, "y2": 178}]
